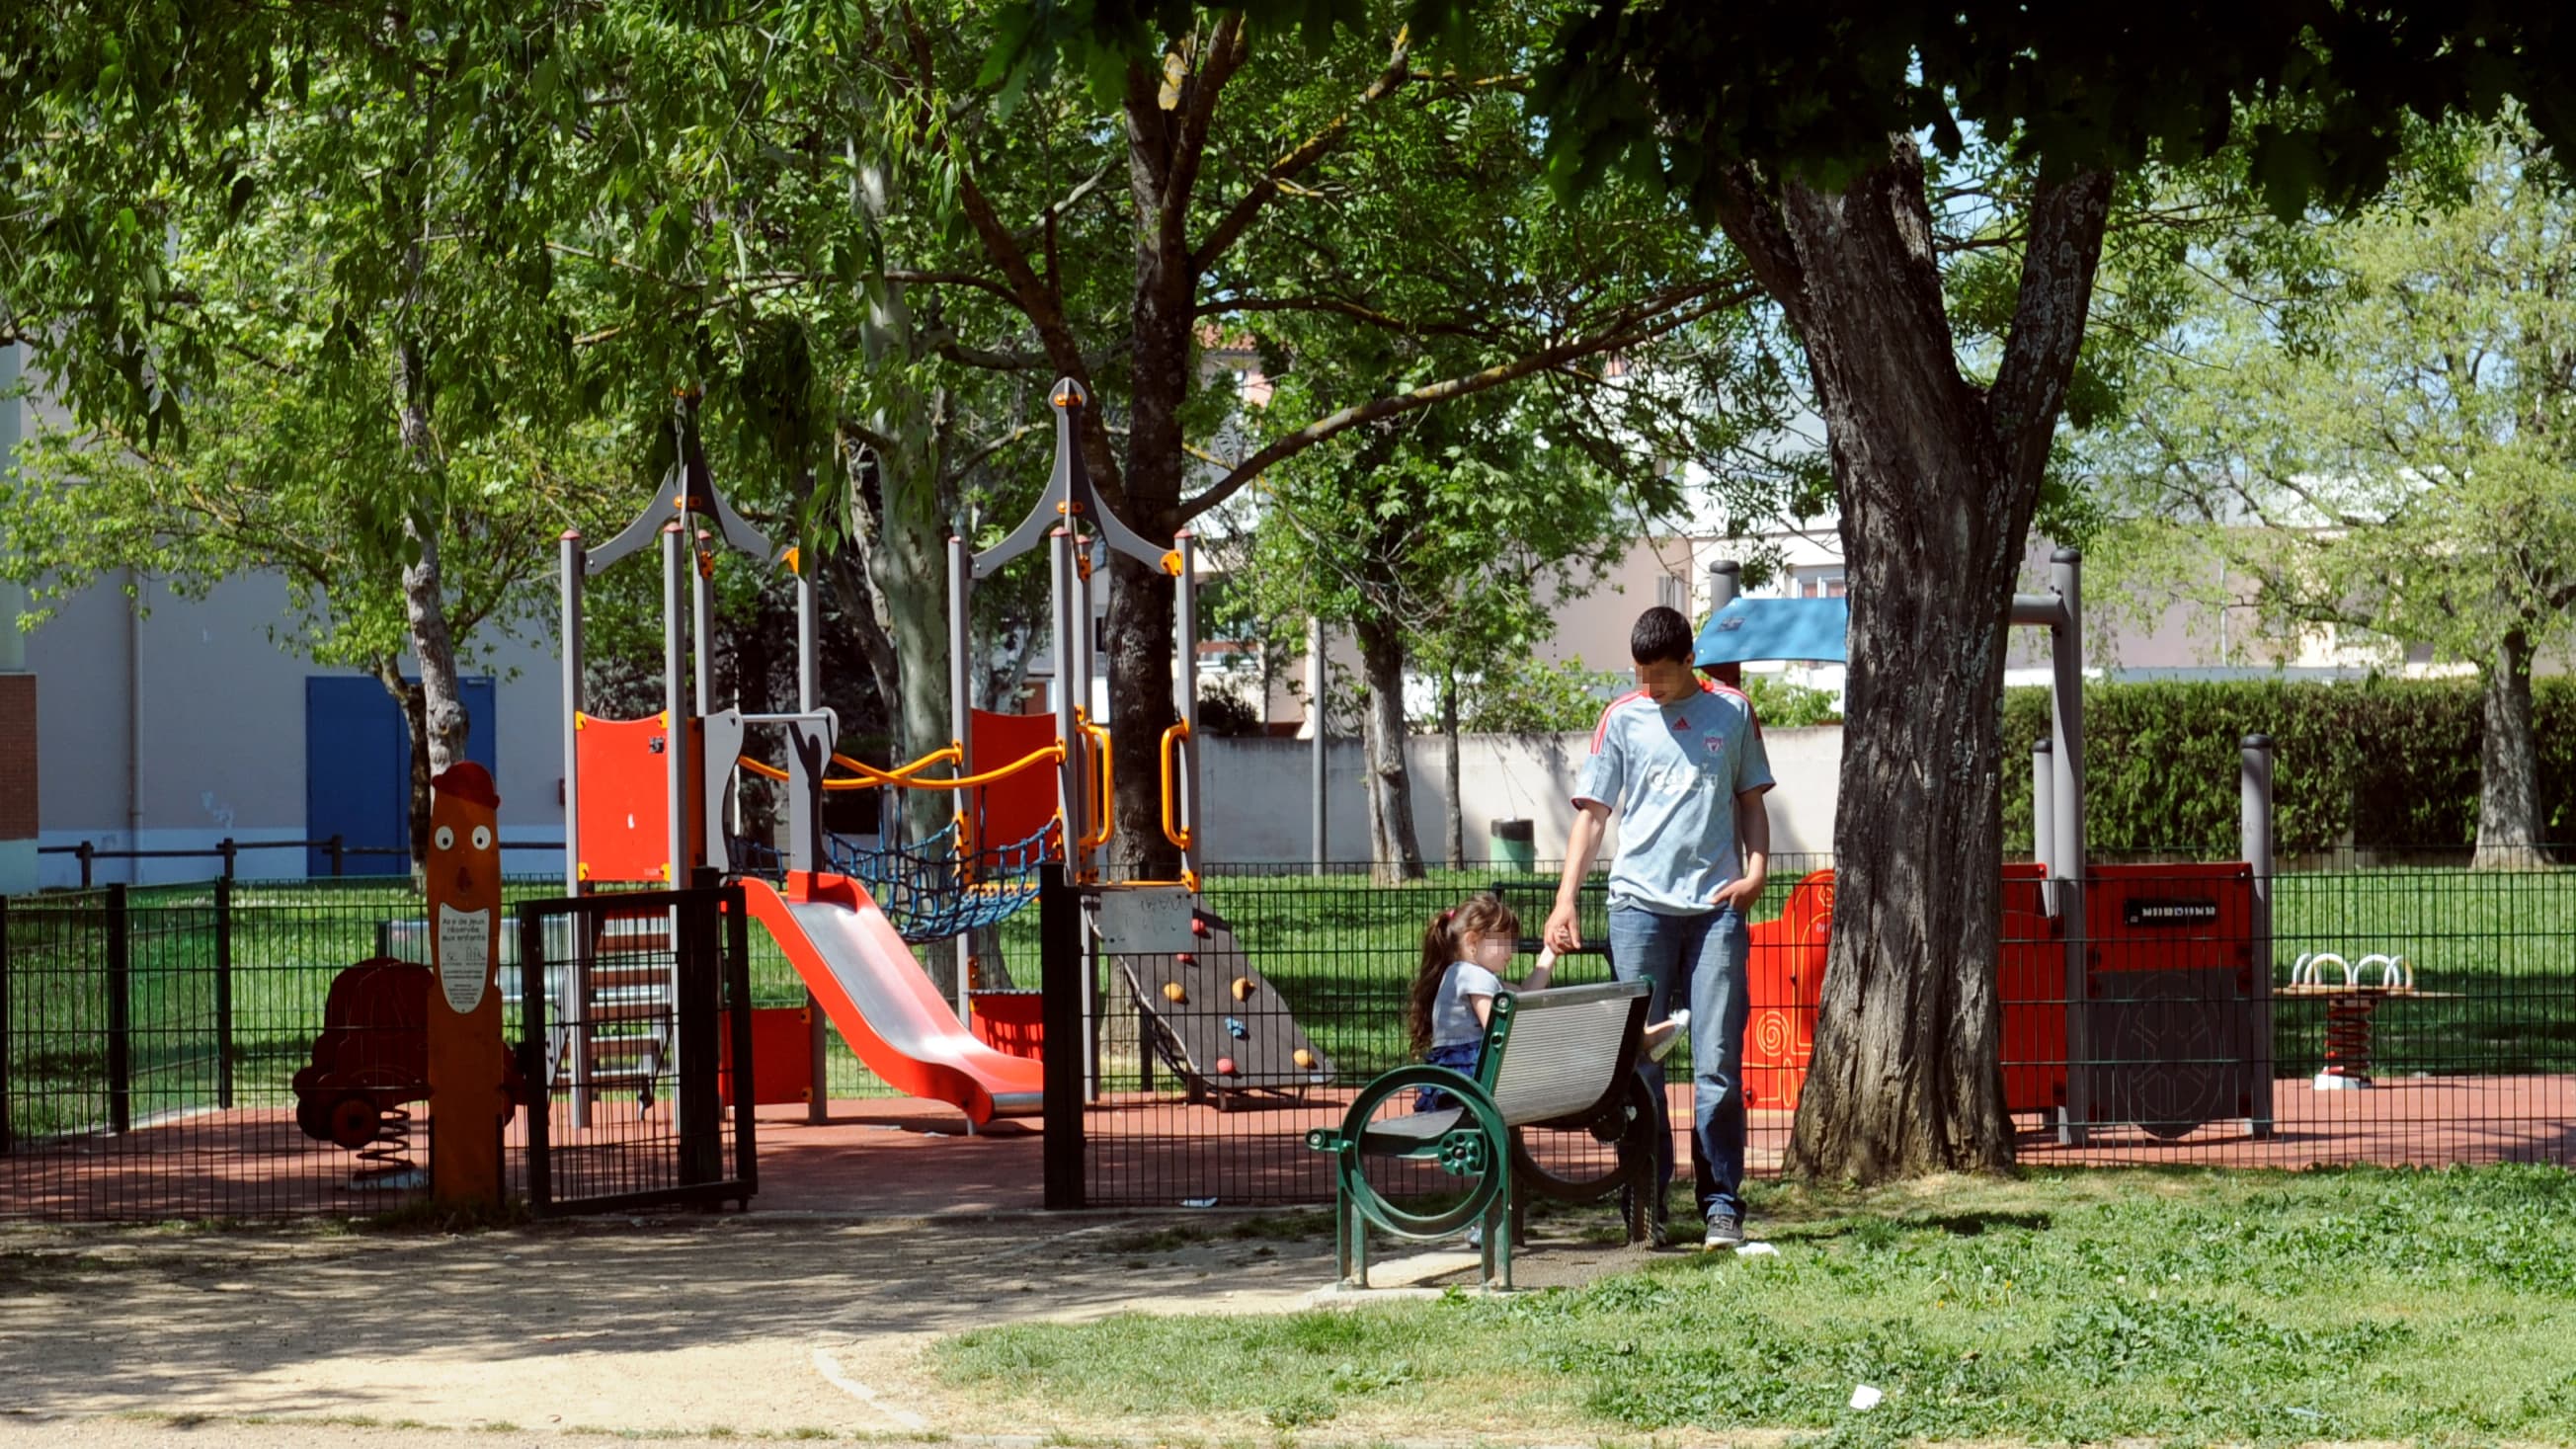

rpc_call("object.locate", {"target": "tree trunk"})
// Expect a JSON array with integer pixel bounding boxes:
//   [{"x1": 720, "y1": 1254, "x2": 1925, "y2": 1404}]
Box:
[
  {"x1": 2472, "y1": 625, "x2": 2541, "y2": 869},
  {"x1": 372, "y1": 661, "x2": 434, "y2": 866},
  {"x1": 842, "y1": 436, "x2": 953, "y2": 846},
  {"x1": 1442, "y1": 667, "x2": 1463, "y2": 870},
  {"x1": 392, "y1": 335, "x2": 469, "y2": 840},
  {"x1": 1353, "y1": 613, "x2": 1424, "y2": 882},
  {"x1": 1711, "y1": 142, "x2": 2110, "y2": 1182}
]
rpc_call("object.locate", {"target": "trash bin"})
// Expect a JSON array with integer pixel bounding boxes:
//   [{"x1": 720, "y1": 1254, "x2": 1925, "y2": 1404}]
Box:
[{"x1": 1489, "y1": 817, "x2": 1536, "y2": 872}]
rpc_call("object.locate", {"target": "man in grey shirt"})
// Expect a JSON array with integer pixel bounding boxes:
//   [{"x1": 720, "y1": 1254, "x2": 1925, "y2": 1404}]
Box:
[{"x1": 1543, "y1": 605, "x2": 1772, "y2": 1249}]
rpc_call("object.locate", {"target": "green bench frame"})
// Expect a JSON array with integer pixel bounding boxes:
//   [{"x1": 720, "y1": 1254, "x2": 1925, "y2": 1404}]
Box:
[{"x1": 1306, "y1": 979, "x2": 1658, "y2": 1290}]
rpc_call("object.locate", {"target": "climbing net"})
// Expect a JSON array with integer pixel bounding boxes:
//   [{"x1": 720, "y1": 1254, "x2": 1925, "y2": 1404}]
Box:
[
  {"x1": 827, "y1": 820, "x2": 1061, "y2": 942},
  {"x1": 732, "y1": 739, "x2": 1070, "y2": 943}
]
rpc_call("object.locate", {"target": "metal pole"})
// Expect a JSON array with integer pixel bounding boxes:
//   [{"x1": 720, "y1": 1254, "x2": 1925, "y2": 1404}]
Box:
[
  {"x1": 562, "y1": 530, "x2": 586, "y2": 895},
  {"x1": 1050, "y1": 529, "x2": 1085, "y2": 880},
  {"x1": 690, "y1": 527, "x2": 715, "y2": 723},
  {"x1": 2241, "y1": 733, "x2": 2277, "y2": 1138},
  {"x1": 1308, "y1": 615, "x2": 1327, "y2": 873},
  {"x1": 1707, "y1": 557, "x2": 1740, "y2": 612},
  {"x1": 664, "y1": 523, "x2": 691, "y2": 889},
  {"x1": 798, "y1": 560, "x2": 829, "y2": 1125},
  {"x1": 2032, "y1": 738, "x2": 2054, "y2": 895},
  {"x1": 948, "y1": 536, "x2": 976, "y2": 1028},
  {"x1": 1039, "y1": 863, "x2": 1085, "y2": 1209},
  {"x1": 2049, "y1": 547, "x2": 2089, "y2": 1146},
  {"x1": 213, "y1": 874, "x2": 234, "y2": 1109},
  {"x1": 1173, "y1": 531, "x2": 1202, "y2": 884},
  {"x1": 658, "y1": 522, "x2": 690, "y2": 1127},
  {"x1": 107, "y1": 882, "x2": 130, "y2": 1134}
]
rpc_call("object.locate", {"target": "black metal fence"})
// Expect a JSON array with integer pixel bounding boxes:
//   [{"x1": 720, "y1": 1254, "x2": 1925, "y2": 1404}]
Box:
[
  {"x1": 1050, "y1": 851, "x2": 2576, "y2": 1209},
  {"x1": 4, "y1": 850, "x2": 2572, "y2": 1220}
]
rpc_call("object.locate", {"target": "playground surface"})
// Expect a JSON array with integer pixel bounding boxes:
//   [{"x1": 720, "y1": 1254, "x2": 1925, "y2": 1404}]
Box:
[{"x1": 0, "y1": 1203, "x2": 1635, "y2": 1445}]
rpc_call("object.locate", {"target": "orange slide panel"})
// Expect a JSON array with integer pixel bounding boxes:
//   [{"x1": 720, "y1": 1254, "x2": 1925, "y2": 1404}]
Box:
[{"x1": 737, "y1": 871, "x2": 1044, "y2": 1127}]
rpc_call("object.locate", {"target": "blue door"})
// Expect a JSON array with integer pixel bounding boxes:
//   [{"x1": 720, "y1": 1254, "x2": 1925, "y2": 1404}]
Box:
[{"x1": 304, "y1": 676, "x2": 498, "y2": 875}]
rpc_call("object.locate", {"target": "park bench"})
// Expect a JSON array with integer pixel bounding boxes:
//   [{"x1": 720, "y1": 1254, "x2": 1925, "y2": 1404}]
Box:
[{"x1": 1305, "y1": 978, "x2": 1657, "y2": 1290}]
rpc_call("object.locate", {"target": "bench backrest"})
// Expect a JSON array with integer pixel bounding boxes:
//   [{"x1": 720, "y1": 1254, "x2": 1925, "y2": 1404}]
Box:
[{"x1": 1482, "y1": 980, "x2": 1650, "y2": 1126}]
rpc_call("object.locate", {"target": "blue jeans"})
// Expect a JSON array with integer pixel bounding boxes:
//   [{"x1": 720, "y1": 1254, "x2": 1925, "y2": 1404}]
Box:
[
  {"x1": 1417, "y1": 1040, "x2": 1483, "y2": 1111},
  {"x1": 1607, "y1": 902, "x2": 1750, "y2": 1224}
]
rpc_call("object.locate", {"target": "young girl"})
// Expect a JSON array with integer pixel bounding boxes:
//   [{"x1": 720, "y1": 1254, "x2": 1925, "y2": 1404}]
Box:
[{"x1": 1408, "y1": 894, "x2": 1684, "y2": 1110}]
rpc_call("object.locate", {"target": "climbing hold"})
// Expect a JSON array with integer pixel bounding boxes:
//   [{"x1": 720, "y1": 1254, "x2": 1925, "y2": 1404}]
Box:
[
  {"x1": 1216, "y1": 1056, "x2": 1238, "y2": 1076},
  {"x1": 1175, "y1": 951, "x2": 1195, "y2": 966},
  {"x1": 1293, "y1": 1048, "x2": 1316, "y2": 1070},
  {"x1": 1224, "y1": 1016, "x2": 1248, "y2": 1039},
  {"x1": 1190, "y1": 916, "x2": 1210, "y2": 936},
  {"x1": 1232, "y1": 977, "x2": 1254, "y2": 1002},
  {"x1": 1163, "y1": 981, "x2": 1187, "y2": 1004}
]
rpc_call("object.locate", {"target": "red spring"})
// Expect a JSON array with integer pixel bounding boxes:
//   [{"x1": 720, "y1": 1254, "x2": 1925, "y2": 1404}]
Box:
[
  {"x1": 353, "y1": 1104, "x2": 418, "y2": 1179},
  {"x1": 2321, "y1": 997, "x2": 2379, "y2": 1080}
]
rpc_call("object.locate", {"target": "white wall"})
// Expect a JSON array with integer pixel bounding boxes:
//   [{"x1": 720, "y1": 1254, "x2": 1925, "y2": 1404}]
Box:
[
  {"x1": 24, "y1": 571, "x2": 568, "y2": 887},
  {"x1": 1197, "y1": 725, "x2": 1840, "y2": 867}
]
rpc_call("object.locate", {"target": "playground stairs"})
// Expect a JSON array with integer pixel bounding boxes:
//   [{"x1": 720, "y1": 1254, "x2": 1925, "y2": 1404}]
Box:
[{"x1": 568, "y1": 907, "x2": 681, "y2": 1102}]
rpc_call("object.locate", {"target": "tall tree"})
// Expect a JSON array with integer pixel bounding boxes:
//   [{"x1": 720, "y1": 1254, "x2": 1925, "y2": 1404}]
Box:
[
  {"x1": 947, "y1": 0, "x2": 1748, "y2": 870},
  {"x1": 0, "y1": 0, "x2": 591, "y2": 807},
  {"x1": 1530, "y1": 4, "x2": 2576, "y2": 1178},
  {"x1": 2094, "y1": 118, "x2": 2576, "y2": 868}
]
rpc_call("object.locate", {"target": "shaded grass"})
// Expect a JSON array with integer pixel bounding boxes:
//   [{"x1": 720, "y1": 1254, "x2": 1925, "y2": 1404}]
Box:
[{"x1": 931, "y1": 1165, "x2": 2576, "y2": 1444}]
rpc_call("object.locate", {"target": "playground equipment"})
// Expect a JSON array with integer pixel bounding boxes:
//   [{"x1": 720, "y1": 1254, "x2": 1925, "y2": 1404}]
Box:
[
  {"x1": 1117, "y1": 907, "x2": 1331, "y2": 1109},
  {"x1": 2280, "y1": 951, "x2": 2454, "y2": 1090},
  {"x1": 552, "y1": 380, "x2": 1320, "y2": 1127},
  {"x1": 291, "y1": 958, "x2": 528, "y2": 1180},
  {"x1": 1702, "y1": 553, "x2": 2280, "y2": 1144}
]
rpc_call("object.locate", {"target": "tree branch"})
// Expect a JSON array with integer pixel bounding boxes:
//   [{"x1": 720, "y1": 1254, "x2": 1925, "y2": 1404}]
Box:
[
  {"x1": 1188, "y1": 29, "x2": 1412, "y2": 276},
  {"x1": 1987, "y1": 165, "x2": 2115, "y2": 483},
  {"x1": 1194, "y1": 293, "x2": 1490, "y2": 338},
  {"x1": 1707, "y1": 161, "x2": 1808, "y2": 331},
  {"x1": 1181, "y1": 281, "x2": 1756, "y2": 522}
]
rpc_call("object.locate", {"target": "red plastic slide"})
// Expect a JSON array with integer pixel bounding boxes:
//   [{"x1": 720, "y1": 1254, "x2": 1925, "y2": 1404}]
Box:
[{"x1": 738, "y1": 871, "x2": 1044, "y2": 1127}]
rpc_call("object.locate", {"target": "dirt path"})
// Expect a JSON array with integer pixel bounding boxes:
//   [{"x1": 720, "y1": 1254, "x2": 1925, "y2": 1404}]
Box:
[{"x1": 0, "y1": 1212, "x2": 1581, "y2": 1443}]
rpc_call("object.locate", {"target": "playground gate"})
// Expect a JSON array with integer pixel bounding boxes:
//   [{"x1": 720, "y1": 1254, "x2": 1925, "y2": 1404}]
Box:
[{"x1": 515, "y1": 884, "x2": 758, "y2": 1215}]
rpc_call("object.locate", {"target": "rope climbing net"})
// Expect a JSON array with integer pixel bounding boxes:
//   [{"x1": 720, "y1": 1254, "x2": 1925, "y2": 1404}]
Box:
[
  {"x1": 730, "y1": 738, "x2": 1071, "y2": 943},
  {"x1": 827, "y1": 820, "x2": 1061, "y2": 942}
]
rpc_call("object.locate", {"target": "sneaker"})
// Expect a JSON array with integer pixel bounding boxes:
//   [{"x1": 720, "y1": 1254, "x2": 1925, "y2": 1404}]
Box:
[
  {"x1": 1463, "y1": 1223, "x2": 1484, "y2": 1250},
  {"x1": 1644, "y1": 1009, "x2": 1690, "y2": 1064},
  {"x1": 1702, "y1": 1212, "x2": 1744, "y2": 1251}
]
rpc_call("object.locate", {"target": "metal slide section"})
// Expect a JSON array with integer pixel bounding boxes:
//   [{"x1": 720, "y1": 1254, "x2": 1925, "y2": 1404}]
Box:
[{"x1": 738, "y1": 873, "x2": 1043, "y2": 1126}]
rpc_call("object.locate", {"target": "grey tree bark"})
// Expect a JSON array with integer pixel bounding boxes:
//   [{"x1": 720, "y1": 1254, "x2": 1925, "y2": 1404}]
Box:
[
  {"x1": 2473, "y1": 625, "x2": 2541, "y2": 869},
  {"x1": 1353, "y1": 612, "x2": 1425, "y2": 882},
  {"x1": 392, "y1": 332, "x2": 470, "y2": 867},
  {"x1": 1708, "y1": 139, "x2": 2112, "y2": 1180},
  {"x1": 1441, "y1": 668, "x2": 1463, "y2": 870}
]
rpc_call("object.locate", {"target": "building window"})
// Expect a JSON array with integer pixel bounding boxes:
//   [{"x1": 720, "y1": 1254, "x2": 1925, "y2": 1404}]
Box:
[
  {"x1": 1799, "y1": 571, "x2": 1846, "y2": 600},
  {"x1": 1656, "y1": 574, "x2": 1685, "y2": 611}
]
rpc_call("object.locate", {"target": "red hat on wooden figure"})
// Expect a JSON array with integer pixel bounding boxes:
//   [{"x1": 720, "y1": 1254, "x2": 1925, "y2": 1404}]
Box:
[{"x1": 433, "y1": 761, "x2": 501, "y2": 809}]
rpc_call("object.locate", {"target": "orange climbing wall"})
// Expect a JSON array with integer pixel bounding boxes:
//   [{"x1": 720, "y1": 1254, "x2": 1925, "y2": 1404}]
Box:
[{"x1": 574, "y1": 712, "x2": 702, "y2": 883}]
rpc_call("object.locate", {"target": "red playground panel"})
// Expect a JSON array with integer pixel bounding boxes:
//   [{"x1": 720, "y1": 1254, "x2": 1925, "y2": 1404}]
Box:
[
  {"x1": 970, "y1": 707, "x2": 1060, "y2": 847},
  {"x1": 718, "y1": 1006, "x2": 820, "y2": 1107},
  {"x1": 968, "y1": 989, "x2": 1046, "y2": 1060},
  {"x1": 1744, "y1": 862, "x2": 2257, "y2": 1124},
  {"x1": 575, "y1": 712, "x2": 697, "y2": 883}
]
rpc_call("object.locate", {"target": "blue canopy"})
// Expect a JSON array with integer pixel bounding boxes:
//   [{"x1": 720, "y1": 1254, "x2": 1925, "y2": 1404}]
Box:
[{"x1": 1694, "y1": 597, "x2": 1849, "y2": 666}]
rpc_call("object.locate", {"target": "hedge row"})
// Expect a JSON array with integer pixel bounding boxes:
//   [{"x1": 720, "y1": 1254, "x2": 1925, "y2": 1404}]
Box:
[{"x1": 1999, "y1": 677, "x2": 2576, "y2": 857}]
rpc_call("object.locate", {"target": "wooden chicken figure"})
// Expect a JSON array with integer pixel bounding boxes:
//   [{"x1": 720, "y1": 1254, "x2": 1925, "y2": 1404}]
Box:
[{"x1": 425, "y1": 761, "x2": 510, "y2": 1207}]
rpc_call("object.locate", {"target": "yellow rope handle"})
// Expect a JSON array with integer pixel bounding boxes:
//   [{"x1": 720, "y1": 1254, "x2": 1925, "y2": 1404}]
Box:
[
  {"x1": 737, "y1": 744, "x2": 1068, "y2": 792},
  {"x1": 833, "y1": 744, "x2": 960, "y2": 783},
  {"x1": 1160, "y1": 720, "x2": 1193, "y2": 851},
  {"x1": 1080, "y1": 724, "x2": 1114, "y2": 853}
]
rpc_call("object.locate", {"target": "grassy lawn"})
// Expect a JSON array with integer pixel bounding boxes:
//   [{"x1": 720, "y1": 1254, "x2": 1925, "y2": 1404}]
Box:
[{"x1": 932, "y1": 1165, "x2": 2576, "y2": 1444}]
